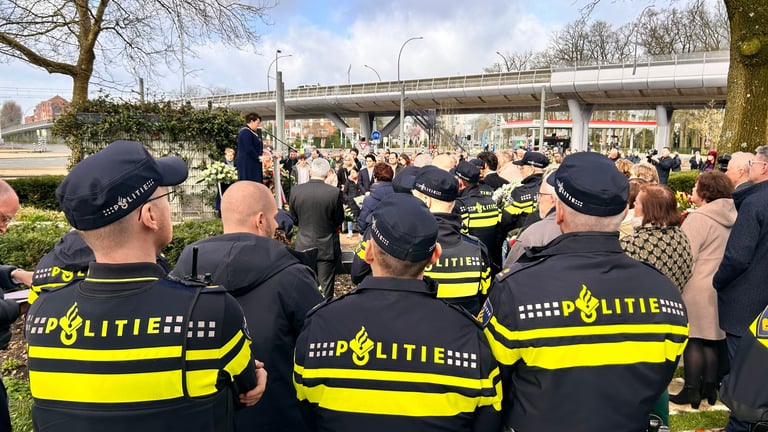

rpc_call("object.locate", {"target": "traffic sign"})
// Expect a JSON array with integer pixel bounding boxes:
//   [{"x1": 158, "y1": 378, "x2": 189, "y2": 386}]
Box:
[
  {"x1": 371, "y1": 130, "x2": 381, "y2": 141},
  {"x1": 359, "y1": 141, "x2": 368, "y2": 151}
]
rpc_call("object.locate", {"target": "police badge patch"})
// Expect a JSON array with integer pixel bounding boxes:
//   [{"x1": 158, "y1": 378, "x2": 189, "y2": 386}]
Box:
[{"x1": 476, "y1": 298, "x2": 493, "y2": 327}]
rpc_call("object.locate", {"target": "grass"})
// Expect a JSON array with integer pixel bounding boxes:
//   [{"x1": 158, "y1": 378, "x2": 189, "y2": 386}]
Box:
[
  {"x1": 670, "y1": 410, "x2": 729, "y2": 431},
  {"x1": 6, "y1": 378, "x2": 32, "y2": 432}
]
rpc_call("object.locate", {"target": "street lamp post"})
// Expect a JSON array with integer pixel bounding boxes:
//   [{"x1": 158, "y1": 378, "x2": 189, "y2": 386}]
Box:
[
  {"x1": 267, "y1": 50, "x2": 292, "y2": 92},
  {"x1": 632, "y1": 5, "x2": 655, "y2": 75},
  {"x1": 398, "y1": 36, "x2": 423, "y2": 150},
  {"x1": 496, "y1": 51, "x2": 510, "y2": 72},
  {"x1": 364, "y1": 64, "x2": 382, "y2": 82}
]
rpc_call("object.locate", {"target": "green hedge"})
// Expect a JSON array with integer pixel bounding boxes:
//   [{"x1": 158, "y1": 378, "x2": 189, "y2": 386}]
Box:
[
  {"x1": 163, "y1": 219, "x2": 223, "y2": 268},
  {"x1": 0, "y1": 223, "x2": 70, "y2": 269},
  {"x1": 1, "y1": 218, "x2": 222, "y2": 273},
  {"x1": 6, "y1": 176, "x2": 64, "y2": 211},
  {"x1": 668, "y1": 170, "x2": 698, "y2": 194}
]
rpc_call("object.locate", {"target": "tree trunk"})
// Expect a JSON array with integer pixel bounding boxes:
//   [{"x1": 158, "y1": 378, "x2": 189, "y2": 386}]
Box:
[
  {"x1": 720, "y1": 0, "x2": 768, "y2": 154},
  {"x1": 71, "y1": 72, "x2": 91, "y2": 106}
]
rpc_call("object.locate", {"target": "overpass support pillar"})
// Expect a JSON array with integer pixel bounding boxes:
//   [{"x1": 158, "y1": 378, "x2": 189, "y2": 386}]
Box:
[
  {"x1": 326, "y1": 113, "x2": 357, "y2": 144},
  {"x1": 568, "y1": 100, "x2": 593, "y2": 152},
  {"x1": 655, "y1": 106, "x2": 673, "y2": 151},
  {"x1": 359, "y1": 113, "x2": 374, "y2": 141}
]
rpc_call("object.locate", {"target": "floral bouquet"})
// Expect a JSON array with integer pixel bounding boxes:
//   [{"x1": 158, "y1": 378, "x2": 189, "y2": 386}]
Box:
[
  {"x1": 675, "y1": 191, "x2": 695, "y2": 223},
  {"x1": 198, "y1": 161, "x2": 238, "y2": 197},
  {"x1": 492, "y1": 181, "x2": 522, "y2": 210}
]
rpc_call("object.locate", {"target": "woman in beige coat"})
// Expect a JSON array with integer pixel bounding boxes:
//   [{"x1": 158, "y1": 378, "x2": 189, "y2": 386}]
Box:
[{"x1": 673, "y1": 171, "x2": 736, "y2": 409}]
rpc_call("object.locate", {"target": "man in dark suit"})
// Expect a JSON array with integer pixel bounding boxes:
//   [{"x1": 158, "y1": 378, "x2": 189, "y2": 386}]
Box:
[
  {"x1": 290, "y1": 158, "x2": 344, "y2": 298},
  {"x1": 235, "y1": 112, "x2": 264, "y2": 183},
  {"x1": 357, "y1": 153, "x2": 377, "y2": 195}
]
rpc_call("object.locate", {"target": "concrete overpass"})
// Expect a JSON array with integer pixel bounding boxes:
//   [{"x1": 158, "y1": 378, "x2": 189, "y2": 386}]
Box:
[{"x1": 2, "y1": 50, "x2": 729, "y2": 151}]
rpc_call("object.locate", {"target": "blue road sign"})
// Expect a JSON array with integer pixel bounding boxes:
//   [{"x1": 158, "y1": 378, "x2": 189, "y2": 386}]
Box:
[{"x1": 371, "y1": 130, "x2": 381, "y2": 141}]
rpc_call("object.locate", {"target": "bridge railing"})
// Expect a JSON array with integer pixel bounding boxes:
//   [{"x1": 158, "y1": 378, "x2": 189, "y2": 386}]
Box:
[{"x1": 180, "y1": 50, "x2": 730, "y2": 109}]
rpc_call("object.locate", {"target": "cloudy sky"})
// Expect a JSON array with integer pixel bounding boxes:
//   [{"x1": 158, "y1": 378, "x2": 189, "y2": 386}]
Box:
[{"x1": 0, "y1": 0, "x2": 666, "y2": 115}]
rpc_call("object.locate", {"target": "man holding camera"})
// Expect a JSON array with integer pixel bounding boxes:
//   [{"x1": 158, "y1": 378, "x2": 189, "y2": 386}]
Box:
[{"x1": 648, "y1": 147, "x2": 676, "y2": 185}]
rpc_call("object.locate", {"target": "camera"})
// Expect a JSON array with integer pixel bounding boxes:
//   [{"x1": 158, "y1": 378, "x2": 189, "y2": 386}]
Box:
[
  {"x1": 717, "y1": 153, "x2": 731, "y2": 172},
  {"x1": 646, "y1": 149, "x2": 658, "y2": 163}
]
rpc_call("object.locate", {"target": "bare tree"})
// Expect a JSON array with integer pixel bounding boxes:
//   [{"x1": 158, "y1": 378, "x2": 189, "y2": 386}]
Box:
[
  {"x1": 0, "y1": 0, "x2": 274, "y2": 105},
  {"x1": 639, "y1": 1, "x2": 729, "y2": 56},
  {"x1": 0, "y1": 100, "x2": 21, "y2": 128}
]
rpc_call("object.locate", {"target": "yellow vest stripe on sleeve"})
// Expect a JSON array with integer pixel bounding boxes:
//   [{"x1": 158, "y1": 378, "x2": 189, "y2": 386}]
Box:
[
  {"x1": 222, "y1": 336, "x2": 253, "y2": 382},
  {"x1": 29, "y1": 370, "x2": 183, "y2": 403},
  {"x1": 185, "y1": 329, "x2": 246, "y2": 361}
]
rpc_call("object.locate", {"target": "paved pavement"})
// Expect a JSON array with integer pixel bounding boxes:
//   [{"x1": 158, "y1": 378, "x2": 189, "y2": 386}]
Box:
[{"x1": 0, "y1": 144, "x2": 70, "y2": 177}]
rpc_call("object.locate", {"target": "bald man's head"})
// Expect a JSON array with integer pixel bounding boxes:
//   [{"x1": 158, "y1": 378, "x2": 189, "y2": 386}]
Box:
[
  {"x1": 221, "y1": 181, "x2": 277, "y2": 237},
  {"x1": 431, "y1": 154, "x2": 456, "y2": 171}
]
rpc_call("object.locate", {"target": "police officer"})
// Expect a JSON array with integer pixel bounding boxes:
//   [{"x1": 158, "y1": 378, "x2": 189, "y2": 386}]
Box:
[
  {"x1": 453, "y1": 161, "x2": 502, "y2": 272},
  {"x1": 499, "y1": 150, "x2": 549, "y2": 235},
  {"x1": 484, "y1": 152, "x2": 688, "y2": 432},
  {"x1": 720, "y1": 305, "x2": 768, "y2": 432},
  {"x1": 294, "y1": 193, "x2": 501, "y2": 432},
  {"x1": 412, "y1": 166, "x2": 491, "y2": 314},
  {"x1": 30, "y1": 230, "x2": 172, "y2": 304},
  {"x1": 26, "y1": 140, "x2": 267, "y2": 432},
  {"x1": 171, "y1": 181, "x2": 323, "y2": 432}
]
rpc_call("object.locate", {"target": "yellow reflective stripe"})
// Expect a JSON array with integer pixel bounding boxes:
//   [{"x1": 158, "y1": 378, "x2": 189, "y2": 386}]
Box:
[
  {"x1": 186, "y1": 369, "x2": 220, "y2": 397},
  {"x1": 295, "y1": 365, "x2": 499, "y2": 392},
  {"x1": 294, "y1": 383, "x2": 499, "y2": 416},
  {"x1": 520, "y1": 339, "x2": 687, "y2": 369},
  {"x1": 749, "y1": 317, "x2": 768, "y2": 349},
  {"x1": 222, "y1": 336, "x2": 253, "y2": 382},
  {"x1": 186, "y1": 329, "x2": 245, "y2": 361},
  {"x1": 484, "y1": 327, "x2": 522, "y2": 365},
  {"x1": 29, "y1": 370, "x2": 183, "y2": 403},
  {"x1": 504, "y1": 202, "x2": 535, "y2": 215},
  {"x1": 489, "y1": 316, "x2": 689, "y2": 341},
  {"x1": 29, "y1": 345, "x2": 182, "y2": 361},
  {"x1": 437, "y1": 282, "x2": 480, "y2": 298},
  {"x1": 465, "y1": 218, "x2": 498, "y2": 228},
  {"x1": 28, "y1": 288, "x2": 40, "y2": 304},
  {"x1": 425, "y1": 270, "x2": 482, "y2": 280},
  {"x1": 84, "y1": 277, "x2": 160, "y2": 283}
]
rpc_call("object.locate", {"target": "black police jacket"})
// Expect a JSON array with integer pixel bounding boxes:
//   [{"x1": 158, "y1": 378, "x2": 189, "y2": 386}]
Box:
[
  {"x1": 26, "y1": 262, "x2": 257, "y2": 432},
  {"x1": 453, "y1": 185, "x2": 502, "y2": 270},
  {"x1": 171, "y1": 233, "x2": 324, "y2": 432},
  {"x1": 720, "y1": 305, "x2": 768, "y2": 423},
  {"x1": 499, "y1": 173, "x2": 543, "y2": 235},
  {"x1": 485, "y1": 232, "x2": 688, "y2": 432},
  {"x1": 294, "y1": 276, "x2": 502, "y2": 432}
]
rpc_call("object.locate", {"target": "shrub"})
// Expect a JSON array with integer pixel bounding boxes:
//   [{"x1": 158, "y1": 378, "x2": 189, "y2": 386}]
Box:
[
  {"x1": 14, "y1": 207, "x2": 67, "y2": 223},
  {"x1": 6, "y1": 176, "x2": 64, "y2": 211},
  {"x1": 163, "y1": 219, "x2": 223, "y2": 268},
  {"x1": 668, "y1": 170, "x2": 698, "y2": 195},
  {"x1": 0, "y1": 223, "x2": 70, "y2": 269}
]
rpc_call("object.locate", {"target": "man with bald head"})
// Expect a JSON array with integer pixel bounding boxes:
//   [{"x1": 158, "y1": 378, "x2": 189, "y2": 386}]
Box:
[
  {"x1": 172, "y1": 181, "x2": 323, "y2": 432},
  {"x1": 431, "y1": 153, "x2": 457, "y2": 171},
  {"x1": 725, "y1": 151, "x2": 754, "y2": 191}
]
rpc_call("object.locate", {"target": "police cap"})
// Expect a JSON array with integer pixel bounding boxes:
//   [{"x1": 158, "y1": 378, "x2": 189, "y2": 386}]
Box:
[
  {"x1": 513, "y1": 151, "x2": 550, "y2": 168},
  {"x1": 57, "y1": 140, "x2": 188, "y2": 230},
  {"x1": 454, "y1": 161, "x2": 480, "y2": 183},
  {"x1": 413, "y1": 166, "x2": 459, "y2": 202},
  {"x1": 392, "y1": 165, "x2": 420, "y2": 193},
  {"x1": 371, "y1": 194, "x2": 437, "y2": 262},
  {"x1": 547, "y1": 152, "x2": 628, "y2": 217}
]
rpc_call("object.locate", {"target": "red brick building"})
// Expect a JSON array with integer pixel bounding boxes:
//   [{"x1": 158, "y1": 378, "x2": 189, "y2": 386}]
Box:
[{"x1": 24, "y1": 96, "x2": 70, "y2": 123}]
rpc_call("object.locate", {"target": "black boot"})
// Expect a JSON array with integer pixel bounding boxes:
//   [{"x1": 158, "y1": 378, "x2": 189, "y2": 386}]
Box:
[
  {"x1": 669, "y1": 385, "x2": 702, "y2": 409},
  {"x1": 701, "y1": 382, "x2": 718, "y2": 405}
]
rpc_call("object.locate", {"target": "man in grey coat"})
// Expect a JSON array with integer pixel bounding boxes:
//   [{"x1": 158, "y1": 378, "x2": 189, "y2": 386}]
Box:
[{"x1": 503, "y1": 171, "x2": 561, "y2": 266}]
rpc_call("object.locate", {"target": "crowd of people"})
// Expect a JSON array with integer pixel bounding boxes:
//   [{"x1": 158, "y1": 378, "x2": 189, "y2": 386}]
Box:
[{"x1": 0, "y1": 111, "x2": 767, "y2": 432}]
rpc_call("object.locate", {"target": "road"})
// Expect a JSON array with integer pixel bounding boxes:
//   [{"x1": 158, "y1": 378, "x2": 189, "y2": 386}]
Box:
[{"x1": 0, "y1": 143, "x2": 70, "y2": 177}]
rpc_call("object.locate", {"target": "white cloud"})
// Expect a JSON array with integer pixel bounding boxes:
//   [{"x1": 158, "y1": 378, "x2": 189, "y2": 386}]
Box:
[{"x1": 0, "y1": 0, "x2": 669, "y2": 114}]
